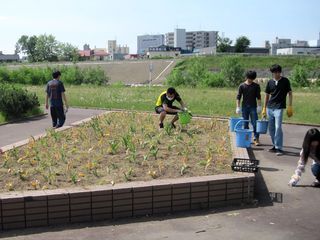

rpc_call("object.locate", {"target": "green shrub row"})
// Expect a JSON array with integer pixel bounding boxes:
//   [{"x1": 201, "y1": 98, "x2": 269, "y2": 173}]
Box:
[
  {"x1": 0, "y1": 84, "x2": 40, "y2": 119},
  {"x1": 167, "y1": 56, "x2": 320, "y2": 88},
  {"x1": 166, "y1": 56, "x2": 244, "y2": 87},
  {"x1": 0, "y1": 65, "x2": 109, "y2": 85}
]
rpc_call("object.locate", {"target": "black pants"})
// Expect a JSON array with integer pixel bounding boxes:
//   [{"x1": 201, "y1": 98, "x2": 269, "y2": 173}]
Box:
[{"x1": 50, "y1": 106, "x2": 66, "y2": 128}]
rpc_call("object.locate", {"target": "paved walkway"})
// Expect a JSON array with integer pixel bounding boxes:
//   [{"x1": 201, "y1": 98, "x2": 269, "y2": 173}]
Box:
[
  {"x1": 0, "y1": 112, "x2": 319, "y2": 240},
  {"x1": 0, "y1": 108, "x2": 105, "y2": 148}
]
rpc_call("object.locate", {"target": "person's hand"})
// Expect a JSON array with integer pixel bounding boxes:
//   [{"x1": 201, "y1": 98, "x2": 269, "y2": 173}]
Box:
[
  {"x1": 287, "y1": 106, "x2": 293, "y2": 118},
  {"x1": 261, "y1": 107, "x2": 267, "y2": 118},
  {"x1": 65, "y1": 105, "x2": 69, "y2": 113},
  {"x1": 288, "y1": 174, "x2": 300, "y2": 187},
  {"x1": 45, "y1": 103, "x2": 49, "y2": 110},
  {"x1": 236, "y1": 107, "x2": 241, "y2": 115},
  {"x1": 257, "y1": 106, "x2": 262, "y2": 114}
]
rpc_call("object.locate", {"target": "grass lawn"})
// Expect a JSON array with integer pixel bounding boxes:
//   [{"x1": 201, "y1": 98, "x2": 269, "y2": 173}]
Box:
[
  {"x1": 0, "y1": 112, "x2": 232, "y2": 192},
  {"x1": 24, "y1": 85, "x2": 320, "y2": 125}
]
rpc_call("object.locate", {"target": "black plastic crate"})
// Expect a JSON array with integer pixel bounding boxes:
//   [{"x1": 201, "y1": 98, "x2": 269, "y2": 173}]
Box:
[{"x1": 231, "y1": 158, "x2": 260, "y2": 173}]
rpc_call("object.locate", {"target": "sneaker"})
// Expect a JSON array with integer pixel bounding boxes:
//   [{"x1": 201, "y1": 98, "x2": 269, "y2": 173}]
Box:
[
  {"x1": 253, "y1": 139, "x2": 260, "y2": 146},
  {"x1": 170, "y1": 122, "x2": 176, "y2": 129},
  {"x1": 311, "y1": 180, "x2": 320, "y2": 188},
  {"x1": 268, "y1": 146, "x2": 276, "y2": 152},
  {"x1": 159, "y1": 123, "x2": 164, "y2": 129},
  {"x1": 276, "y1": 149, "x2": 284, "y2": 156}
]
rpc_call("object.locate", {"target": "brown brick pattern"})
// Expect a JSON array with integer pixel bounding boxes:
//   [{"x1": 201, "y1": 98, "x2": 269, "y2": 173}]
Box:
[{"x1": 0, "y1": 174, "x2": 254, "y2": 230}]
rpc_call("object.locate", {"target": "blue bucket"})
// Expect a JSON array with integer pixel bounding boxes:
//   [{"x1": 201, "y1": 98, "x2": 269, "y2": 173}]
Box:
[
  {"x1": 234, "y1": 120, "x2": 253, "y2": 148},
  {"x1": 229, "y1": 117, "x2": 243, "y2": 132},
  {"x1": 256, "y1": 119, "x2": 268, "y2": 134}
]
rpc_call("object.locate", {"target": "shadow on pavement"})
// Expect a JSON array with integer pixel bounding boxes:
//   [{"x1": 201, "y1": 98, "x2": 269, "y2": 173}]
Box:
[
  {"x1": 0, "y1": 204, "x2": 261, "y2": 238},
  {"x1": 247, "y1": 148, "x2": 274, "y2": 207}
]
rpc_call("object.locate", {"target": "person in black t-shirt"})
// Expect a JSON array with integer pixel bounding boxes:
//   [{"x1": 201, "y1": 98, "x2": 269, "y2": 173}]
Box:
[
  {"x1": 155, "y1": 87, "x2": 186, "y2": 129},
  {"x1": 236, "y1": 70, "x2": 262, "y2": 146},
  {"x1": 45, "y1": 71, "x2": 69, "y2": 128},
  {"x1": 261, "y1": 64, "x2": 293, "y2": 156}
]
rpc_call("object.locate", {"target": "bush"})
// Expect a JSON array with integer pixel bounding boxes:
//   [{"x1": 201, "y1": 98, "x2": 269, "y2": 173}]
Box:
[
  {"x1": 0, "y1": 84, "x2": 40, "y2": 119},
  {"x1": 220, "y1": 56, "x2": 244, "y2": 87},
  {"x1": 290, "y1": 65, "x2": 310, "y2": 87},
  {"x1": 201, "y1": 72, "x2": 225, "y2": 88},
  {"x1": 0, "y1": 66, "x2": 109, "y2": 85},
  {"x1": 82, "y1": 67, "x2": 109, "y2": 85}
]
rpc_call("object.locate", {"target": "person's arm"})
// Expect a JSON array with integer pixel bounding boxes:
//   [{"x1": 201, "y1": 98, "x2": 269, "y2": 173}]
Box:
[
  {"x1": 62, "y1": 92, "x2": 69, "y2": 109},
  {"x1": 45, "y1": 95, "x2": 49, "y2": 109},
  {"x1": 287, "y1": 91, "x2": 293, "y2": 117},
  {"x1": 179, "y1": 100, "x2": 186, "y2": 110},
  {"x1": 163, "y1": 103, "x2": 180, "y2": 113},
  {"x1": 236, "y1": 85, "x2": 242, "y2": 113},
  {"x1": 45, "y1": 84, "x2": 49, "y2": 109},
  {"x1": 288, "y1": 149, "x2": 306, "y2": 186},
  {"x1": 261, "y1": 94, "x2": 269, "y2": 117}
]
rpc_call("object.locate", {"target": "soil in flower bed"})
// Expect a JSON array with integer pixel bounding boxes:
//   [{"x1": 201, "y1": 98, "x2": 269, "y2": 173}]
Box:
[{"x1": 0, "y1": 112, "x2": 232, "y2": 192}]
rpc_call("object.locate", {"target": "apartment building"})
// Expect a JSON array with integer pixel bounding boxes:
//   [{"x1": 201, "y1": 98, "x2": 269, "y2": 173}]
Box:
[{"x1": 165, "y1": 28, "x2": 218, "y2": 51}]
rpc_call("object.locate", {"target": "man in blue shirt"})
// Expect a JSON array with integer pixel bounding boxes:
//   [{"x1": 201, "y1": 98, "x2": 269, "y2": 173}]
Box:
[{"x1": 45, "y1": 70, "x2": 69, "y2": 128}]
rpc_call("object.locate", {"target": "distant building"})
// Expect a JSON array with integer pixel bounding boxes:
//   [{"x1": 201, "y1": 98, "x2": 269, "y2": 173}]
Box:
[
  {"x1": 92, "y1": 49, "x2": 108, "y2": 61},
  {"x1": 108, "y1": 40, "x2": 117, "y2": 54},
  {"x1": 83, "y1": 44, "x2": 90, "y2": 51},
  {"x1": 147, "y1": 45, "x2": 181, "y2": 59},
  {"x1": 317, "y1": 32, "x2": 320, "y2": 47},
  {"x1": 137, "y1": 35, "x2": 164, "y2": 55},
  {"x1": 165, "y1": 28, "x2": 218, "y2": 51},
  {"x1": 116, "y1": 45, "x2": 129, "y2": 54},
  {"x1": 221, "y1": 46, "x2": 269, "y2": 55},
  {"x1": 277, "y1": 47, "x2": 320, "y2": 55},
  {"x1": 271, "y1": 37, "x2": 292, "y2": 55},
  {"x1": 0, "y1": 51, "x2": 19, "y2": 62},
  {"x1": 78, "y1": 50, "x2": 92, "y2": 61},
  {"x1": 107, "y1": 40, "x2": 130, "y2": 55}
]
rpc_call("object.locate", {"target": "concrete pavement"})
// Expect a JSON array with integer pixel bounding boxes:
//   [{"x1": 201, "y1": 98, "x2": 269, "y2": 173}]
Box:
[
  {"x1": 0, "y1": 107, "x2": 105, "y2": 148},
  {"x1": 0, "y1": 113, "x2": 319, "y2": 240}
]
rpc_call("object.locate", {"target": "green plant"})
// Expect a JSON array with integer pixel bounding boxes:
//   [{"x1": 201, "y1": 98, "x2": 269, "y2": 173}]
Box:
[
  {"x1": 290, "y1": 65, "x2": 310, "y2": 87},
  {"x1": 0, "y1": 84, "x2": 40, "y2": 119},
  {"x1": 220, "y1": 56, "x2": 244, "y2": 87}
]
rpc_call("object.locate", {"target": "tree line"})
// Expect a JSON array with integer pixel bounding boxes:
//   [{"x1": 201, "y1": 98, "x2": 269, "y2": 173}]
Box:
[
  {"x1": 15, "y1": 34, "x2": 79, "y2": 62},
  {"x1": 217, "y1": 36, "x2": 251, "y2": 53}
]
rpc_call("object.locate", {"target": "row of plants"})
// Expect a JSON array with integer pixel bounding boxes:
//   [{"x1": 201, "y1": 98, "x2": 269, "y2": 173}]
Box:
[
  {"x1": 0, "y1": 84, "x2": 40, "y2": 119},
  {"x1": 167, "y1": 56, "x2": 320, "y2": 88},
  {"x1": 0, "y1": 112, "x2": 232, "y2": 192},
  {"x1": 0, "y1": 65, "x2": 109, "y2": 85}
]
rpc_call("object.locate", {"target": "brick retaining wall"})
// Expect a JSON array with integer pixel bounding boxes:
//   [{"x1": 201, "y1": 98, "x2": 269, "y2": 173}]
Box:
[{"x1": 0, "y1": 174, "x2": 254, "y2": 230}]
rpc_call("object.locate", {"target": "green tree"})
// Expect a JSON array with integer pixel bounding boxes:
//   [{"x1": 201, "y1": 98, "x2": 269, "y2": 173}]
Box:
[
  {"x1": 234, "y1": 36, "x2": 250, "y2": 53},
  {"x1": 217, "y1": 36, "x2": 232, "y2": 52},
  {"x1": 57, "y1": 42, "x2": 79, "y2": 62},
  {"x1": 15, "y1": 35, "x2": 38, "y2": 62},
  {"x1": 221, "y1": 56, "x2": 245, "y2": 87},
  {"x1": 34, "y1": 34, "x2": 59, "y2": 62}
]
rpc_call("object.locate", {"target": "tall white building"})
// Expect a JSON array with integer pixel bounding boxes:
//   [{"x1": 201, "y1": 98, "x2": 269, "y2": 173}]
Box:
[
  {"x1": 318, "y1": 32, "x2": 320, "y2": 47},
  {"x1": 174, "y1": 28, "x2": 186, "y2": 49},
  {"x1": 165, "y1": 29, "x2": 218, "y2": 51},
  {"x1": 137, "y1": 35, "x2": 164, "y2": 55},
  {"x1": 107, "y1": 40, "x2": 117, "y2": 54}
]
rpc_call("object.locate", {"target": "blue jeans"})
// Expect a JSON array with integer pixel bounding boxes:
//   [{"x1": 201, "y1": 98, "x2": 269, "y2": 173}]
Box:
[
  {"x1": 242, "y1": 106, "x2": 259, "y2": 140},
  {"x1": 311, "y1": 162, "x2": 320, "y2": 180},
  {"x1": 267, "y1": 108, "x2": 283, "y2": 150}
]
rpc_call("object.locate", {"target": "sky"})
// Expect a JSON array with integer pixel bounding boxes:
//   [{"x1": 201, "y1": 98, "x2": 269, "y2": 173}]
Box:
[{"x1": 0, "y1": 0, "x2": 319, "y2": 54}]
